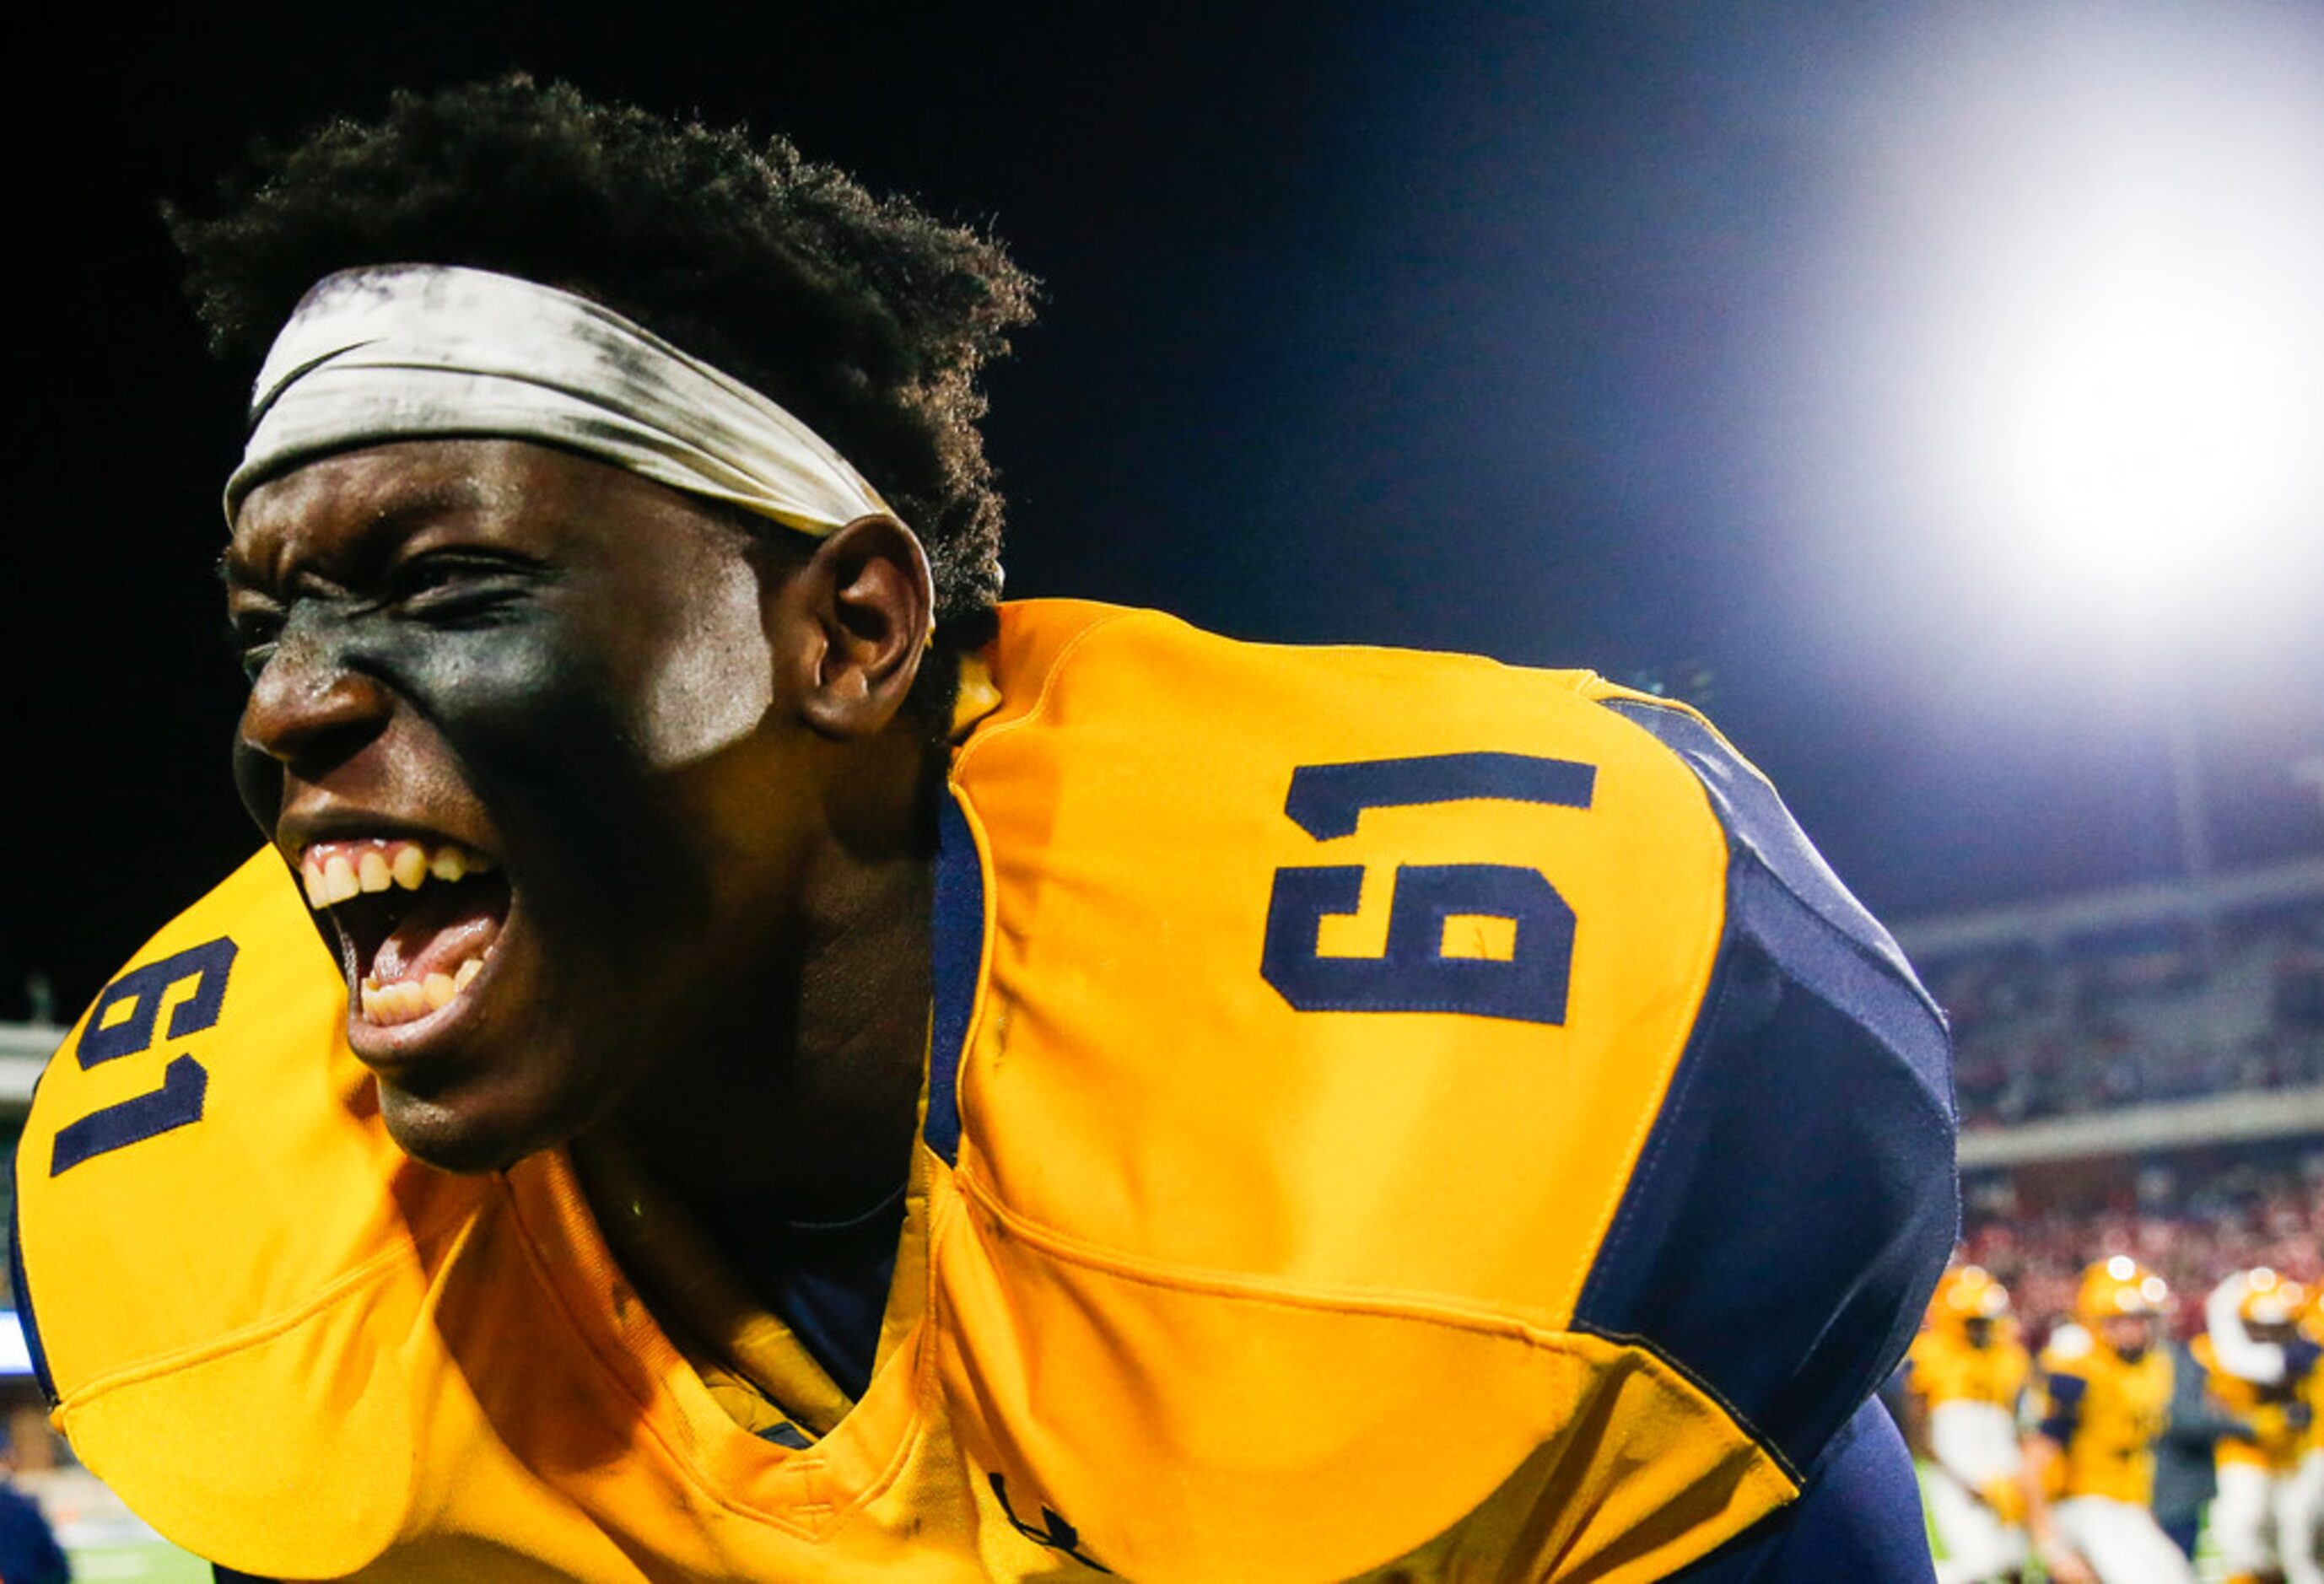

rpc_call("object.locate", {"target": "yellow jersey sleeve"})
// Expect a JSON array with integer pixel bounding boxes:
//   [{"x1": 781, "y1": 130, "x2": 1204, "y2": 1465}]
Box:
[
  {"x1": 11, "y1": 851, "x2": 510, "y2": 1575},
  {"x1": 929, "y1": 602, "x2": 1956, "y2": 1579}
]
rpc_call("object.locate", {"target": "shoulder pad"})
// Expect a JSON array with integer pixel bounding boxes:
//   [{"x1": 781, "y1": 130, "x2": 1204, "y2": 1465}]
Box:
[{"x1": 15, "y1": 850, "x2": 489, "y2": 1573}]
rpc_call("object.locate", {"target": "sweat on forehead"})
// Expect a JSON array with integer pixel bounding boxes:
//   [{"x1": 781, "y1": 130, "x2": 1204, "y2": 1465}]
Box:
[{"x1": 227, "y1": 264, "x2": 893, "y2": 540}]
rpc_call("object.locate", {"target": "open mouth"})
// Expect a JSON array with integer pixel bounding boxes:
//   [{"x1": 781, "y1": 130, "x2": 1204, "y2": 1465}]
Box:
[{"x1": 299, "y1": 837, "x2": 511, "y2": 1029}]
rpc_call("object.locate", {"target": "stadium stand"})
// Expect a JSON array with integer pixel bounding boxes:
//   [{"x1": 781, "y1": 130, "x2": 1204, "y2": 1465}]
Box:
[
  {"x1": 1903, "y1": 858, "x2": 2324, "y2": 1129},
  {"x1": 1901, "y1": 859, "x2": 2324, "y2": 1350}
]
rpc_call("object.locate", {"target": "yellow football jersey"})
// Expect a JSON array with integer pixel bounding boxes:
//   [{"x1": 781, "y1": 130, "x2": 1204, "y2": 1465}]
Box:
[
  {"x1": 2305, "y1": 1299, "x2": 2324, "y2": 1456},
  {"x1": 1907, "y1": 1326, "x2": 2030, "y2": 1413},
  {"x1": 14, "y1": 601, "x2": 1956, "y2": 1581},
  {"x1": 2307, "y1": 1350, "x2": 2323, "y2": 1458},
  {"x1": 2035, "y1": 1326, "x2": 2174, "y2": 1506},
  {"x1": 2192, "y1": 1332, "x2": 2319, "y2": 1474}
]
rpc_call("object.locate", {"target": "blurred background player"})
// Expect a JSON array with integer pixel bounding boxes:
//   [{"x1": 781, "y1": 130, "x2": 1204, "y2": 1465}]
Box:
[
  {"x1": 2290, "y1": 1285, "x2": 2324, "y2": 1581},
  {"x1": 2196, "y1": 1268, "x2": 2323, "y2": 1584},
  {"x1": 1906, "y1": 1265, "x2": 2032, "y2": 1582},
  {"x1": 0, "y1": 1443, "x2": 69, "y2": 1584},
  {"x1": 2157, "y1": 1296, "x2": 2259, "y2": 1562},
  {"x1": 2022, "y1": 1256, "x2": 2190, "y2": 1584}
]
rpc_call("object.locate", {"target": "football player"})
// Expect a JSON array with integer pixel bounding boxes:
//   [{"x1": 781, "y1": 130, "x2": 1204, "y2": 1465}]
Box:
[
  {"x1": 11, "y1": 80, "x2": 1956, "y2": 1581},
  {"x1": 2290, "y1": 1285, "x2": 2324, "y2": 1584},
  {"x1": 2023, "y1": 1257, "x2": 2191, "y2": 1584},
  {"x1": 2194, "y1": 1269, "x2": 2322, "y2": 1584},
  {"x1": 1906, "y1": 1265, "x2": 2032, "y2": 1582}
]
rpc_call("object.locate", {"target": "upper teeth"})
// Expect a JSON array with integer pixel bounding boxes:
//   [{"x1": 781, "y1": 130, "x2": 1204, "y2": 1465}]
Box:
[{"x1": 299, "y1": 838, "x2": 495, "y2": 909}]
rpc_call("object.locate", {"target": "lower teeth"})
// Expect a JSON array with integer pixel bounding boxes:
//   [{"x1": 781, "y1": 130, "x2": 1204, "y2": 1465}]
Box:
[{"x1": 360, "y1": 953, "x2": 489, "y2": 1026}]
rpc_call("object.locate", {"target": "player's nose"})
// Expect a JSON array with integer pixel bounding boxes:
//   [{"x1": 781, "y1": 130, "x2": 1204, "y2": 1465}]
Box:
[{"x1": 238, "y1": 613, "x2": 393, "y2": 773}]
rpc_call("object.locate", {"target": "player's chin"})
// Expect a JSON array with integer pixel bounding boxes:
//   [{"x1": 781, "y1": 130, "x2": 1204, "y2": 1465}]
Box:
[{"x1": 373, "y1": 1070, "x2": 579, "y2": 1176}]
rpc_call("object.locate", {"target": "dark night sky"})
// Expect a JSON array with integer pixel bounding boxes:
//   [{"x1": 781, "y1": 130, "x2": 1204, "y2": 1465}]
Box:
[{"x1": 12, "y1": 0, "x2": 2323, "y2": 1018}]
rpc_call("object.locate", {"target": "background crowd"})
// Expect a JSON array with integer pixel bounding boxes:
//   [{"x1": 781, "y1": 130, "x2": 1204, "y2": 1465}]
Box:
[
  {"x1": 1933, "y1": 901, "x2": 2324, "y2": 1129},
  {"x1": 1961, "y1": 1155, "x2": 2324, "y2": 1350}
]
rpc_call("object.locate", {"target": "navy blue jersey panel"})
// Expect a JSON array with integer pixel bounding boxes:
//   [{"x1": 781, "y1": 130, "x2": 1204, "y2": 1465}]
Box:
[
  {"x1": 926, "y1": 788, "x2": 981, "y2": 1166},
  {"x1": 8, "y1": 1168, "x2": 57, "y2": 1405},
  {"x1": 763, "y1": 1236, "x2": 897, "y2": 1403},
  {"x1": 1729, "y1": 870, "x2": 1953, "y2": 1121},
  {"x1": 708, "y1": 1194, "x2": 906, "y2": 1404},
  {"x1": 1575, "y1": 697, "x2": 1958, "y2": 1474},
  {"x1": 1670, "y1": 1398, "x2": 1937, "y2": 1582},
  {"x1": 1599, "y1": 698, "x2": 1949, "y2": 1103},
  {"x1": 1876, "y1": 1358, "x2": 1914, "y2": 1427},
  {"x1": 2039, "y1": 1370, "x2": 2087, "y2": 1443}
]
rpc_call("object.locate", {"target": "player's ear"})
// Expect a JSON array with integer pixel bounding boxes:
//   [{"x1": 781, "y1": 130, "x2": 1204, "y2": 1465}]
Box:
[{"x1": 791, "y1": 515, "x2": 933, "y2": 739}]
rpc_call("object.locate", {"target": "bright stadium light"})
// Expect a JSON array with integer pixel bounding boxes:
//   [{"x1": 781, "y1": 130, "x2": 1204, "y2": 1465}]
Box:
[
  {"x1": 1805, "y1": 2, "x2": 2324, "y2": 638},
  {"x1": 1954, "y1": 157, "x2": 2324, "y2": 616},
  {"x1": 1976, "y1": 238, "x2": 2319, "y2": 606}
]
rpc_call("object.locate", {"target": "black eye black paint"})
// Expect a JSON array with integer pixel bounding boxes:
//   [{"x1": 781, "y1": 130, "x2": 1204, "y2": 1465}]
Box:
[{"x1": 236, "y1": 582, "x2": 722, "y2": 954}]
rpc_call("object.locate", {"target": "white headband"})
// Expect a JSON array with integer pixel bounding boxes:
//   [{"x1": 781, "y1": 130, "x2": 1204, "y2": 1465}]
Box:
[{"x1": 227, "y1": 264, "x2": 893, "y2": 536}]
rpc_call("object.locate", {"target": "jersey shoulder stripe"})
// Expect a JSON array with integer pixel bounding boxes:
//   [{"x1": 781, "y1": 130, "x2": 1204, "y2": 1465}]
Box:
[
  {"x1": 1570, "y1": 692, "x2": 1956, "y2": 1477},
  {"x1": 925, "y1": 789, "x2": 980, "y2": 1166},
  {"x1": 7, "y1": 1192, "x2": 56, "y2": 1404}
]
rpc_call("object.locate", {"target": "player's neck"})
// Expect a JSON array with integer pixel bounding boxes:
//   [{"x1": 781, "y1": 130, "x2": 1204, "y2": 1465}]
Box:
[{"x1": 590, "y1": 738, "x2": 938, "y2": 1222}]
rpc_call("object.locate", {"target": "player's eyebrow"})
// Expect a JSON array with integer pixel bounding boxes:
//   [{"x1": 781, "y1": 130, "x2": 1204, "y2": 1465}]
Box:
[
  {"x1": 218, "y1": 478, "x2": 493, "y2": 590},
  {"x1": 216, "y1": 547, "x2": 278, "y2": 594}
]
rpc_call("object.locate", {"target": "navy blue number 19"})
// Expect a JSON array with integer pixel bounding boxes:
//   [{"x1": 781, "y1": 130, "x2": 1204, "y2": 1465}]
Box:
[
  {"x1": 1260, "y1": 754, "x2": 1593, "y2": 1026},
  {"x1": 50, "y1": 937, "x2": 235, "y2": 1175}
]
